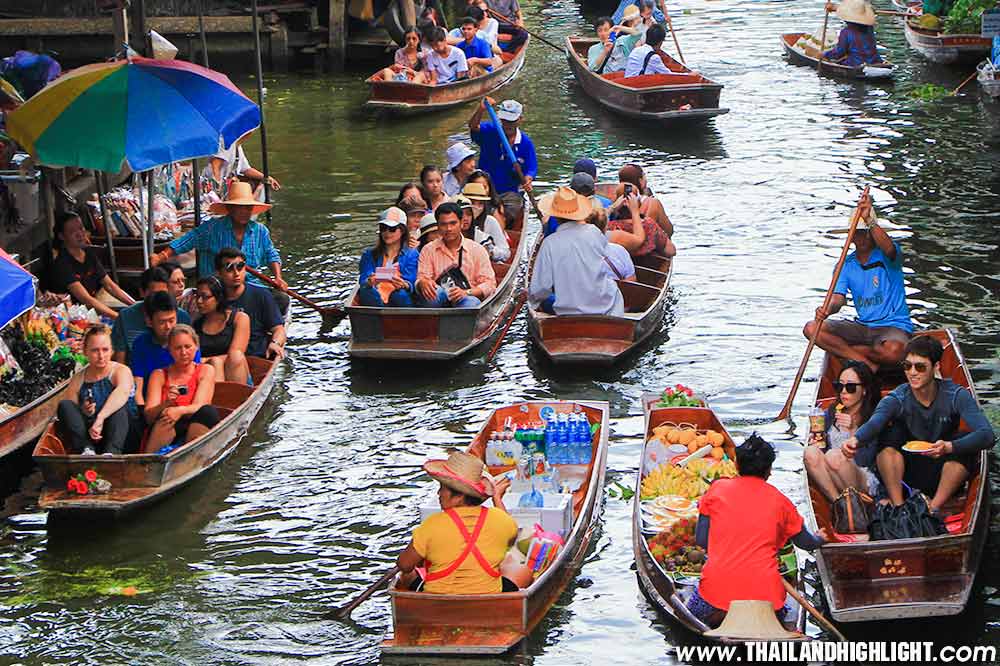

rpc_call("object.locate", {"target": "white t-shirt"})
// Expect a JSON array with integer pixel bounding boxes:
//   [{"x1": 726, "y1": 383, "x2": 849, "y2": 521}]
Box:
[
  {"x1": 472, "y1": 214, "x2": 511, "y2": 262},
  {"x1": 603, "y1": 241, "x2": 636, "y2": 281},
  {"x1": 426, "y1": 46, "x2": 469, "y2": 84},
  {"x1": 449, "y1": 22, "x2": 499, "y2": 50}
]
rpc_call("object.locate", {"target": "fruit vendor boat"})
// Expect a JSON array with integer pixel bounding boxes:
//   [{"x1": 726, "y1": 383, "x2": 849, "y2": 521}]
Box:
[
  {"x1": 0, "y1": 376, "x2": 74, "y2": 461},
  {"x1": 565, "y1": 37, "x2": 728, "y2": 124},
  {"x1": 32, "y1": 311, "x2": 290, "y2": 518},
  {"x1": 903, "y1": 19, "x2": 991, "y2": 65},
  {"x1": 780, "y1": 33, "x2": 895, "y2": 80},
  {"x1": 803, "y1": 329, "x2": 989, "y2": 622},
  {"x1": 345, "y1": 209, "x2": 529, "y2": 360},
  {"x1": 632, "y1": 395, "x2": 811, "y2": 642},
  {"x1": 382, "y1": 400, "x2": 609, "y2": 655},
  {"x1": 364, "y1": 38, "x2": 529, "y2": 115}
]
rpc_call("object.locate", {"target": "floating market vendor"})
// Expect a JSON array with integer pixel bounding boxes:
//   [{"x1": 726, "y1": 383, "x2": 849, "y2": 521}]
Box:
[{"x1": 822, "y1": 0, "x2": 884, "y2": 67}]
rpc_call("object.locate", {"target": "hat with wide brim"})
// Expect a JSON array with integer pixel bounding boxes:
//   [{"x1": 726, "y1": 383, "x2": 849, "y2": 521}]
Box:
[
  {"x1": 703, "y1": 600, "x2": 804, "y2": 641},
  {"x1": 622, "y1": 4, "x2": 641, "y2": 21},
  {"x1": 208, "y1": 181, "x2": 272, "y2": 216},
  {"x1": 446, "y1": 142, "x2": 477, "y2": 171},
  {"x1": 836, "y1": 0, "x2": 877, "y2": 26},
  {"x1": 424, "y1": 450, "x2": 495, "y2": 500},
  {"x1": 462, "y1": 181, "x2": 492, "y2": 201},
  {"x1": 539, "y1": 186, "x2": 594, "y2": 222},
  {"x1": 419, "y1": 212, "x2": 439, "y2": 233}
]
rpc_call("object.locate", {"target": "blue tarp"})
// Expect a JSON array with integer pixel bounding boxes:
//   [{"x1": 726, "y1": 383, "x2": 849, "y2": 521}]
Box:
[{"x1": 0, "y1": 249, "x2": 34, "y2": 330}]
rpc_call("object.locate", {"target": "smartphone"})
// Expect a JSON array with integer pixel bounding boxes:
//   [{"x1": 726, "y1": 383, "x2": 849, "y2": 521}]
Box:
[
  {"x1": 177, "y1": 385, "x2": 188, "y2": 396},
  {"x1": 623, "y1": 184, "x2": 634, "y2": 196}
]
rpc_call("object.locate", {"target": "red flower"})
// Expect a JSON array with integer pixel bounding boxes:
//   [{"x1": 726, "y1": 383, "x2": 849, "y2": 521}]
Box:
[
  {"x1": 66, "y1": 479, "x2": 76, "y2": 492},
  {"x1": 76, "y1": 482, "x2": 89, "y2": 495},
  {"x1": 685, "y1": 389, "x2": 694, "y2": 397},
  {"x1": 84, "y1": 469, "x2": 97, "y2": 483}
]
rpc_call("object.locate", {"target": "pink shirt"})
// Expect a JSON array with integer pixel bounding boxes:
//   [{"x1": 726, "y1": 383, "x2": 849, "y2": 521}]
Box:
[{"x1": 417, "y1": 237, "x2": 497, "y2": 298}]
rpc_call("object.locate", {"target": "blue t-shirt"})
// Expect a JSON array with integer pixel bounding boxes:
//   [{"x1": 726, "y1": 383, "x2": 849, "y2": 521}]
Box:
[
  {"x1": 456, "y1": 36, "x2": 493, "y2": 72},
  {"x1": 471, "y1": 122, "x2": 538, "y2": 194},
  {"x1": 834, "y1": 242, "x2": 912, "y2": 332},
  {"x1": 130, "y1": 331, "x2": 202, "y2": 388},
  {"x1": 111, "y1": 301, "x2": 191, "y2": 360}
]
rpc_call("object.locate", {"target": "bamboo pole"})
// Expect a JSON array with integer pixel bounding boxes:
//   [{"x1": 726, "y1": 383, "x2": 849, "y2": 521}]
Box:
[
  {"x1": 95, "y1": 172, "x2": 119, "y2": 282},
  {"x1": 250, "y1": 0, "x2": 273, "y2": 223}
]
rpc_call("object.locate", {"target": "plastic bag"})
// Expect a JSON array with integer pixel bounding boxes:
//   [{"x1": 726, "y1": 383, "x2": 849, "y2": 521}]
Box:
[
  {"x1": 526, "y1": 523, "x2": 564, "y2": 577},
  {"x1": 0, "y1": 336, "x2": 22, "y2": 378},
  {"x1": 643, "y1": 437, "x2": 674, "y2": 475}
]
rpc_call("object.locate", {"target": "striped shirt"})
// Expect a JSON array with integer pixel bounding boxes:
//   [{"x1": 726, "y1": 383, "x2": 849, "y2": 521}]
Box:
[{"x1": 169, "y1": 215, "x2": 281, "y2": 287}]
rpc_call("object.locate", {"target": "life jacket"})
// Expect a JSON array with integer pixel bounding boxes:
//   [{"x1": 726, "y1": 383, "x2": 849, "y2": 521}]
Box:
[{"x1": 423, "y1": 507, "x2": 501, "y2": 582}]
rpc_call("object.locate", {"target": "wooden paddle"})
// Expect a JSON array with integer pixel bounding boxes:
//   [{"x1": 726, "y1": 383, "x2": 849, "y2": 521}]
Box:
[
  {"x1": 487, "y1": 291, "x2": 527, "y2": 362},
  {"x1": 485, "y1": 7, "x2": 563, "y2": 53},
  {"x1": 951, "y1": 70, "x2": 978, "y2": 96},
  {"x1": 776, "y1": 186, "x2": 870, "y2": 421},
  {"x1": 782, "y1": 578, "x2": 847, "y2": 641},
  {"x1": 326, "y1": 565, "x2": 400, "y2": 621},
  {"x1": 664, "y1": 10, "x2": 686, "y2": 65},
  {"x1": 245, "y1": 265, "x2": 345, "y2": 321},
  {"x1": 817, "y1": 6, "x2": 831, "y2": 74}
]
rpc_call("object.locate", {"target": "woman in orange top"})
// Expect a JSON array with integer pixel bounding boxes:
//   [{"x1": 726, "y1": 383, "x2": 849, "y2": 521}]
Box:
[{"x1": 397, "y1": 451, "x2": 522, "y2": 594}]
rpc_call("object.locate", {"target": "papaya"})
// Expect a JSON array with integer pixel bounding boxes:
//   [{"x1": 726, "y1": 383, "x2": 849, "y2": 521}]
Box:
[
  {"x1": 693, "y1": 434, "x2": 708, "y2": 448},
  {"x1": 707, "y1": 431, "x2": 725, "y2": 447},
  {"x1": 666, "y1": 428, "x2": 682, "y2": 444},
  {"x1": 687, "y1": 441, "x2": 701, "y2": 454},
  {"x1": 710, "y1": 447, "x2": 725, "y2": 461},
  {"x1": 677, "y1": 429, "x2": 696, "y2": 446}
]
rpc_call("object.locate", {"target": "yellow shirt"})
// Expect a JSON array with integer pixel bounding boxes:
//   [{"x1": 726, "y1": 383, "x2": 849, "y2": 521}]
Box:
[{"x1": 412, "y1": 506, "x2": 518, "y2": 594}]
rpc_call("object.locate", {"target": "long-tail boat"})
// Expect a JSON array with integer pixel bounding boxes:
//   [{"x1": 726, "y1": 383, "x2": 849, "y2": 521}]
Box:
[
  {"x1": 632, "y1": 396, "x2": 811, "y2": 642},
  {"x1": 33, "y1": 341, "x2": 287, "y2": 517},
  {"x1": 565, "y1": 37, "x2": 728, "y2": 124},
  {"x1": 364, "y1": 38, "x2": 529, "y2": 115},
  {"x1": 804, "y1": 329, "x2": 990, "y2": 621},
  {"x1": 780, "y1": 33, "x2": 895, "y2": 80},
  {"x1": 382, "y1": 399, "x2": 609, "y2": 655},
  {"x1": 346, "y1": 209, "x2": 530, "y2": 360}
]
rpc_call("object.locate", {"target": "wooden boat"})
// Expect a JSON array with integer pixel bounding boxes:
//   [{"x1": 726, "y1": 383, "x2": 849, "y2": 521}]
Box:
[
  {"x1": 804, "y1": 329, "x2": 990, "y2": 622},
  {"x1": 364, "y1": 38, "x2": 529, "y2": 115},
  {"x1": 32, "y1": 347, "x2": 286, "y2": 517},
  {"x1": 565, "y1": 37, "x2": 728, "y2": 123},
  {"x1": 977, "y1": 60, "x2": 1000, "y2": 98},
  {"x1": 382, "y1": 400, "x2": 609, "y2": 655},
  {"x1": 780, "y1": 33, "x2": 895, "y2": 80},
  {"x1": 0, "y1": 375, "x2": 74, "y2": 461},
  {"x1": 903, "y1": 19, "x2": 991, "y2": 64},
  {"x1": 632, "y1": 396, "x2": 810, "y2": 642},
  {"x1": 346, "y1": 209, "x2": 529, "y2": 360}
]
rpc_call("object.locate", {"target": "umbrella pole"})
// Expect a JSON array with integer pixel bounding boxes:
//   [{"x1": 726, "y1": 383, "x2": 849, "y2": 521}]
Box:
[
  {"x1": 250, "y1": 0, "x2": 273, "y2": 223},
  {"x1": 192, "y1": 161, "x2": 202, "y2": 228},
  {"x1": 144, "y1": 171, "x2": 154, "y2": 269},
  {"x1": 198, "y1": 0, "x2": 210, "y2": 67},
  {"x1": 95, "y1": 172, "x2": 119, "y2": 283}
]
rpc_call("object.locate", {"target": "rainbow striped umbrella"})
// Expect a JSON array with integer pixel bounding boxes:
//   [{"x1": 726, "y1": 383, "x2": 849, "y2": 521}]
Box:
[{"x1": 6, "y1": 56, "x2": 260, "y2": 173}]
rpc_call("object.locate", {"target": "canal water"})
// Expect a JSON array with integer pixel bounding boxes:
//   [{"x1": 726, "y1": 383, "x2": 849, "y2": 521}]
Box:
[{"x1": 2, "y1": 1, "x2": 999, "y2": 663}]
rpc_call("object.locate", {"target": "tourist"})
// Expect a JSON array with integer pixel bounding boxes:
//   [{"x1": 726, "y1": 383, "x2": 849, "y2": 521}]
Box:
[
  {"x1": 625, "y1": 24, "x2": 672, "y2": 78},
  {"x1": 587, "y1": 17, "x2": 616, "y2": 72},
  {"x1": 142, "y1": 325, "x2": 220, "y2": 452},
  {"x1": 400, "y1": 198, "x2": 427, "y2": 248},
  {"x1": 376, "y1": 26, "x2": 429, "y2": 83},
  {"x1": 542, "y1": 172, "x2": 627, "y2": 240},
  {"x1": 529, "y1": 187, "x2": 624, "y2": 316},
  {"x1": 687, "y1": 434, "x2": 828, "y2": 628},
  {"x1": 572, "y1": 158, "x2": 612, "y2": 207},
  {"x1": 358, "y1": 207, "x2": 419, "y2": 307},
  {"x1": 461, "y1": 182, "x2": 511, "y2": 261},
  {"x1": 425, "y1": 26, "x2": 469, "y2": 85},
  {"x1": 601, "y1": 5, "x2": 646, "y2": 74},
  {"x1": 111, "y1": 266, "x2": 193, "y2": 365},
  {"x1": 453, "y1": 4, "x2": 502, "y2": 58},
  {"x1": 215, "y1": 247, "x2": 287, "y2": 360},
  {"x1": 161, "y1": 260, "x2": 191, "y2": 316},
  {"x1": 488, "y1": 0, "x2": 528, "y2": 51},
  {"x1": 454, "y1": 16, "x2": 496, "y2": 76},
  {"x1": 803, "y1": 207, "x2": 911, "y2": 369},
  {"x1": 415, "y1": 202, "x2": 497, "y2": 308},
  {"x1": 843, "y1": 336, "x2": 996, "y2": 510},
  {"x1": 192, "y1": 276, "x2": 251, "y2": 385},
  {"x1": 396, "y1": 182, "x2": 427, "y2": 209},
  {"x1": 444, "y1": 143, "x2": 478, "y2": 197},
  {"x1": 612, "y1": 0, "x2": 668, "y2": 24},
  {"x1": 468, "y1": 97, "x2": 537, "y2": 221},
  {"x1": 465, "y1": 169, "x2": 507, "y2": 229},
  {"x1": 803, "y1": 361, "x2": 881, "y2": 502},
  {"x1": 418, "y1": 213, "x2": 441, "y2": 250},
  {"x1": 130, "y1": 291, "x2": 201, "y2": 407},
  {"x1": 822, "y1": 1, "x2": 885, "y2": 67},
  {"x1": 420, "y1": 165, "x2": 449, "y2": 211},
  {"x1": 57, "y1": 325, "x2": 137, "y2": 455},
  {"x1": 48, "y1": 211, "x2": 136, "y2": 319},
  {"x1": 616, "y1": 164, "x2": 675, "y2": 238},
  {"x1": 396, "y1": 450, "x2": 519, "y2": 593},
  {"x1": 587, "y1": 207, "x2": 636, "y2": 282}
]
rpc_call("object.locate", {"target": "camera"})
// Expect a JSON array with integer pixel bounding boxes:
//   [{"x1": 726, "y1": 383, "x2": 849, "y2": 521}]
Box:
[
  {"x1": 624, "y1": 184, "x2": 634, "y2": 196},
  {"x1": 177, "y1": 385, "x2": 188, "y2": 396}
]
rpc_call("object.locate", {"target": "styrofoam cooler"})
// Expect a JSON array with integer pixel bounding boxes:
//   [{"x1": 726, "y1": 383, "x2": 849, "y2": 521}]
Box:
[{"x1": 419, "y1": 491, "x2": 574, "y2": 537}]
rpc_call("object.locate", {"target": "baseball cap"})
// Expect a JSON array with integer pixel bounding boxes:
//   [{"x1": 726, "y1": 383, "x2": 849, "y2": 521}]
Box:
[
  {"x1": 569, "y1": 172, "x2": 596, "y2": 196},
  {"x1": 573, "y1": 158, "x2": 597, "y2": 179},
  {"x1": 378, "y1": 206, "x2": 406, "y2": 228},
  {"x1": 497, "y1": 99, "x2": 523, "y2": 121}
]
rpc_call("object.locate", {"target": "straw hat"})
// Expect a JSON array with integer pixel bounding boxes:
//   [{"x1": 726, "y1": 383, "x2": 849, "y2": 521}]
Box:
[
  {"x1": 208, "y1": 181, "x2": 272, "y2": 216},
  {"x1": 462, "y1": 181, "x2": 492, "y2": 201},
  {"x1": 836, "y1": 0, "x2": 876, "y2": 26},
  {"x1": 622, "y1": 4, "x2": 641, "y2": 21},
  {"x1": 703, "y1": 600, "x2": 804, "y2": 641},
  {"x1": 539, "y1": 186, "x2": 593, "y2": 222},
  {"x1": 424, "y1": 450, "x2": 495, "y2": 500}
]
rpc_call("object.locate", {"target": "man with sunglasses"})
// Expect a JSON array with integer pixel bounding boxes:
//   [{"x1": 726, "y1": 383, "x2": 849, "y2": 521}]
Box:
[
  {"x1": 804, "y1": 209, "x2": 912, "y2": 370},
  {"x1": 215, "y1": 248, "x2": 287, "y2": 360},
  {"x1": 843, "y1": 336, "x2": 995, "y2": 511}
]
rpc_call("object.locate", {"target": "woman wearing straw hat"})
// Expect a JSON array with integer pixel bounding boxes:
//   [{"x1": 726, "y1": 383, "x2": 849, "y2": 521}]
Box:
[
  {"x1": 397, "y1": 451, "x2": 522, "y2": 594},
  {"x1": 460, "y1": 182, "x2": 510, "y2": 261},
  {"x1": 822, "y1": 0, "x2": 885, "y2": 67}
]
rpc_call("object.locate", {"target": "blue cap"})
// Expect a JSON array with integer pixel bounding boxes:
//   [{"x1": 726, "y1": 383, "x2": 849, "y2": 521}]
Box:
[{"x1": 573, "y1": 158, "x2": 597, "y2": 179}]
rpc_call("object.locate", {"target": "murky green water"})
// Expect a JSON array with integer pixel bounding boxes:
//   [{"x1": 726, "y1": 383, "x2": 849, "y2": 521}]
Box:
[{"x1": 2, "y1": 1, "x2": 999, "y2": 664}]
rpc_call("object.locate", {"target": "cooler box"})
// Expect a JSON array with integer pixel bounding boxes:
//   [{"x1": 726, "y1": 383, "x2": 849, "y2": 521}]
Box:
[{"x1": 419, "y1": 491, "x2": 574, "y2": 537}]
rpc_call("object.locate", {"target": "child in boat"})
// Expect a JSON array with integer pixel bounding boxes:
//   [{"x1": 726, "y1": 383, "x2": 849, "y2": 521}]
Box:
[
  {"x1": 822, "y1": 0, "x2": 885, "y2": 67},
  {"x1": 396, "y1": 451, "x2": 522, "y2": 593}
]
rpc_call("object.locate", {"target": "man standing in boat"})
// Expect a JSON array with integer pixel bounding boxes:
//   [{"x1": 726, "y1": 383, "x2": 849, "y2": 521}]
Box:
[
  {"x1": 803, "y1": 207, "x2": 911, "y2": 370},
  {"x1": 468, "y1": 97, "x2": 537, "y2": 222}
]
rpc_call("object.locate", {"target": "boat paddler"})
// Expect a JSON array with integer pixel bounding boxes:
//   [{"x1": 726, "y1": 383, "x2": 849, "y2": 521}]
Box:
[{"x1": 397, "y1": 450, "x2": 522, "y2": 594}]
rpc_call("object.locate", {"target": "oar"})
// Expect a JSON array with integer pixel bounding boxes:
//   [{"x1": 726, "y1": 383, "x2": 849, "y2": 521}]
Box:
[
  {"x1": 483, "y1": 100, "x2": 545, "y2": 224},
  {"x1": 951, "y1": 70, "x2": 978, "y2": 96},
  {"x1": 664, "y1": 10, "x2": 686, "y2": 65},
  {"x1": 485, "y1": 7, "x2": 563, "y2": 53},
  {"x1": 817, "y1": 6, "x2": 830, "y2": 74},
  {"x1": 326, "y1": 565, "x2": 400, "y2": 621},
  {"x1": 782, "y1": 578, "x2": 847, "y2": 642},
  {"x1": 245, "y1": 265, "x2": 345, "y2": 321},
  {"x1": 487, "y1": 291, "x2": 527, "y2": 362},
  {"x1": 776, "y1": 186, "x2": 870, "y2": 421}
]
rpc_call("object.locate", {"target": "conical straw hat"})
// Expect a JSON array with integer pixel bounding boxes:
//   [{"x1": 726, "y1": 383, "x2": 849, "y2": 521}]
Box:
[
  {"x1": 836, "y1": 0, "x2": 876, "y2": 26},
  {"x1": 703, "y1": 600, "x2": 804, "y2": 641}
]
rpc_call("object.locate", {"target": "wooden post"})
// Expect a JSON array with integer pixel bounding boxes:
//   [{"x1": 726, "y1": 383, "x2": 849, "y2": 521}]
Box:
[
  {"x1": 328, "y1": 0, "x2": 346, "y2": 72},
  {"x1": 111, "y1": 1, "x2": 129, "y2": 57},
  {"x1": 130, "y1": 0, "x2": 148, "y2": 55},
  {"x1": 198, "y1": 0, "x2": 210, "y2": 67}
]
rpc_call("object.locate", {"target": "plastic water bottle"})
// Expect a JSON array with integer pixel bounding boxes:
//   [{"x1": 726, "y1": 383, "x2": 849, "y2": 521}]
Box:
[
  {"x1": 577, "y1": 415, "x2": 592, "y2": 464},
  {"x1": 544, "y1": 415, "x2": 557, "y2": 463},
  {"x1": 557, "y1": 414, "x2": 570, "y2": 464}
]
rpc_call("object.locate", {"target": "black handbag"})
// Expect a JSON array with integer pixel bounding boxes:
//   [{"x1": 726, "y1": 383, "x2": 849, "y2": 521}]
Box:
[
  {"x1": 869, "y1": 491, "x2": 947, "y2": 541},
  {"x1": 436, "y1": 247, "x2": 471, "y2": 291},
  {"x1": 831, "y1": 486, "x2": 874, "y2": 534}
]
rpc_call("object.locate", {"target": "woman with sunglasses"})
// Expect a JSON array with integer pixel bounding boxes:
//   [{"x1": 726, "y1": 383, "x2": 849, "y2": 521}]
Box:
[
  {"x1": 192, "y1": 276, "x2": 251, "y2": 385},
  {"x1": 358, "y1": 207, "x2": 419, "y2": 307},
  {"x1": 803, "y1": 361, "x2": 880, "y2": 502}
]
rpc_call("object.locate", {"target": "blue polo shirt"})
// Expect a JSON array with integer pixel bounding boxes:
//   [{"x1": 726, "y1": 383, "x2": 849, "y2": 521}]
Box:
[
  {"x1": 130, "y1": 331, "x2": 202, "y2": 388},
  {"x1": 111, "y1": 302, "x2": 191, "y2": 361},
  {"x1": 456, "y1": 36, "x2": 494, "y2": 72},
  {"x1": 471, "y1": 122, "x2": 538, "y2": 194},
  {"x1": 834, "y1": 242, "x2": 912, "y2": 332}
]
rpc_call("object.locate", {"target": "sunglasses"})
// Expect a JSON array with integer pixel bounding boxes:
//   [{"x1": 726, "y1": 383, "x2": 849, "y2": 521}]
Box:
[
  {"x1": 379, "y1": 224, "x2": 402, "y2": 232},
  {"x1": 902, "y1": 361, "x2": 929, "y2": 373},
  {"x1": 224, "y1": 261, "x2": 246, "y2": 272},
  {"x1": 833, "y1": 381, "x2": 861, "y2": 394}
]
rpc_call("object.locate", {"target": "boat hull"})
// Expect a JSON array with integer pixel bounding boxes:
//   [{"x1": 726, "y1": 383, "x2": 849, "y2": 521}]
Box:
[
  {"x1": 0, "y1": 375, "x2": 73, "y2": 461},
  {"x1": 903, "y1": 22, "x2": 991, "y2": 64},
  {"x1": 780, "y1": 33, "x2": 895, "y2": 81}
]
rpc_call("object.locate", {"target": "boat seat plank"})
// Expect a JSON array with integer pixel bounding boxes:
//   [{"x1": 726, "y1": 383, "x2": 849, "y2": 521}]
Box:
[
  {"x1": 602, "y1": 71, "x2": 703, "y2": 88},
  {"x1": 635, "y1": 265, "x2": 668, "y2": 288},
  {"x1": 619, "y1": 280, "x2": 659, "y2": 313}
]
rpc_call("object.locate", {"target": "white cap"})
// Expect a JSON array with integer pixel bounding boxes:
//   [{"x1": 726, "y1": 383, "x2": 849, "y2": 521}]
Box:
[
  {"x1": 446, "y1": 142, "x2": 477, "y2": 171},
  {"x1": 378, "y1": 206, "x2": 406, "y2": 228},
  {"x1": 497, "y1": 99, "x2": 523, "y2": 121}
]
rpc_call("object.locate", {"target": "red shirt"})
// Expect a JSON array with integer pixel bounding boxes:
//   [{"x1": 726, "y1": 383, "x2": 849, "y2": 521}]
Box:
[{"x1": 698, "y1": 476, "x2": 803, "y2": 611}]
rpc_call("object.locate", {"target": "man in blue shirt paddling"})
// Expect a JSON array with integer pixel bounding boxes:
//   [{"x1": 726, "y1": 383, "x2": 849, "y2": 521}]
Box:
[
  {"x1": 468, "y1": 97, "x2": 537, "y2": 222},
  {"x1": 804, "y1": 208, "x2": 912, "y2": 370}
]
